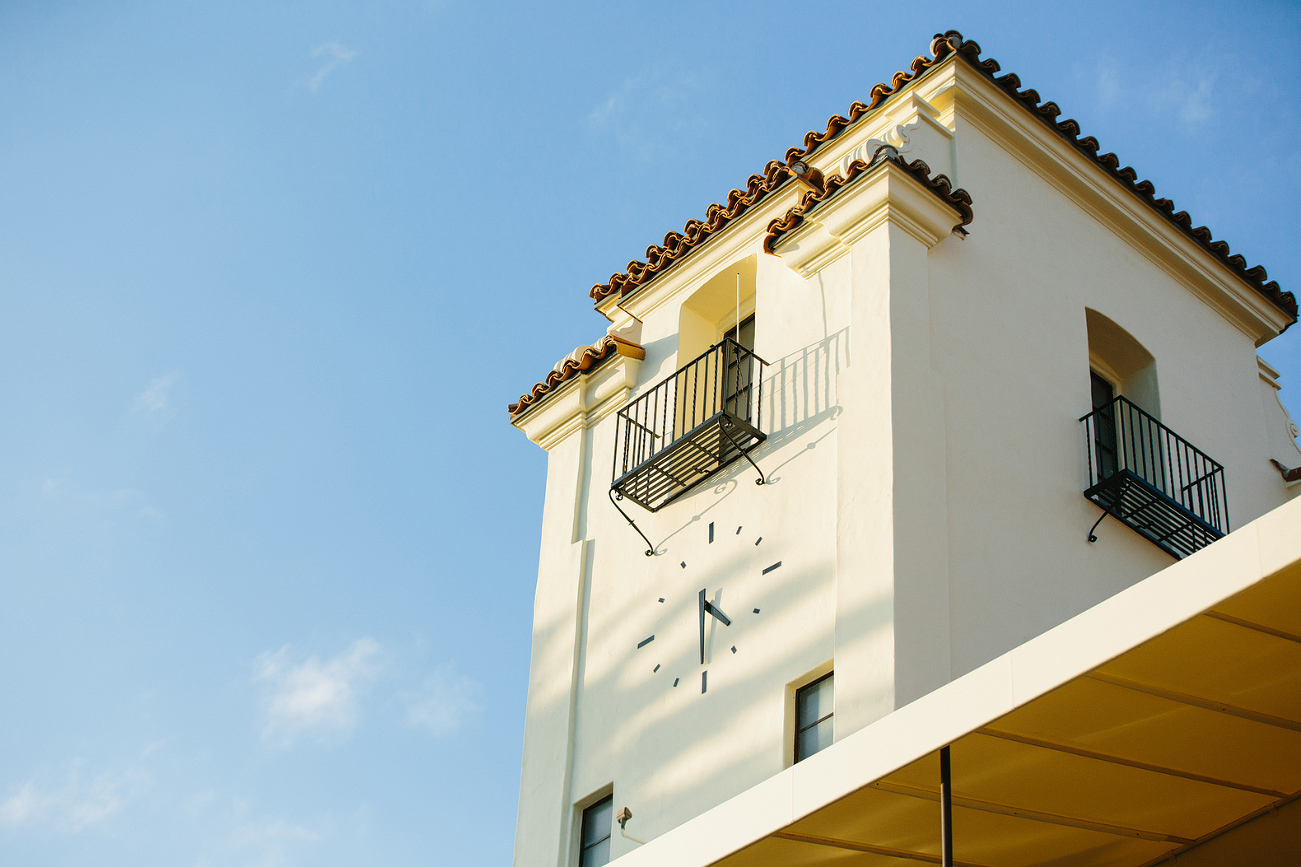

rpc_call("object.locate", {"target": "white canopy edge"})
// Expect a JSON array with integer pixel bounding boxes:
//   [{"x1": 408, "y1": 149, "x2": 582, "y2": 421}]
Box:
[{"x1": 612, "y1": 495, "x2": 1301, "y2": 867}]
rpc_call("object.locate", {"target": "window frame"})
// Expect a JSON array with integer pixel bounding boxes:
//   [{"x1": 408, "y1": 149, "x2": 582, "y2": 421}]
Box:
[
  {"x1": 793, "y1": 670, "x2": 835, "y2": 764},
  {"x1": 577, "y1": 792, "x2": 613, "y2": 867}
]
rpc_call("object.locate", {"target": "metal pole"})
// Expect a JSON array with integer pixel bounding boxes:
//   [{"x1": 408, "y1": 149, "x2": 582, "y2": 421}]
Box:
[{"x1": 940, "y1": 745, "x2": 953, "y2": 867}]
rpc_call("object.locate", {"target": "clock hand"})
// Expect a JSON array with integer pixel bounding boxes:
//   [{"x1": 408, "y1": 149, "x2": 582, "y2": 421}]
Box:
[
  {"x1": 699, "y1": 589, "x2": 706, "y2": 665},
  {"x1": 699, "y1": 589, "x2": 732, "y2": 666}
]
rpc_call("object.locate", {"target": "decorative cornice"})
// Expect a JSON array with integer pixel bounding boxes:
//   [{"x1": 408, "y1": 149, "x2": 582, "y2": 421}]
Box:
[
  {"x1": 587, "y1": 30, "x2": 1294, "y2": 326},
  {"x1": 508, "y1": 335, "x2": 645, "y2": 418},
  {"x1": 763, "y1": 152, "x2": 973, "y2": 255}
]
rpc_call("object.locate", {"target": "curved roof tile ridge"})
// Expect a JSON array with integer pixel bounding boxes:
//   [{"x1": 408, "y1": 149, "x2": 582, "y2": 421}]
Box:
[
  {"x1": 589, "y1": 160, "x2": 791, "y2": 302},
  {"x1": 763, "y1": 152, "x2": 974, "y2": 254},
  {"x1": 938, "y1": 32, "x2": 1294, "y2": 324},
  {"x1": 589, "y1": 30, "x2": 1294, "y2": 325},
  {"x1": 508, "y1": 335, "x2": 644, "y2": 418}
]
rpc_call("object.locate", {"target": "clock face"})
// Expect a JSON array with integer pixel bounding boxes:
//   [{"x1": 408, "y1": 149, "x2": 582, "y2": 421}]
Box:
[{"x1": 634, "y1": 518, "x2": 782, "y2": 695}]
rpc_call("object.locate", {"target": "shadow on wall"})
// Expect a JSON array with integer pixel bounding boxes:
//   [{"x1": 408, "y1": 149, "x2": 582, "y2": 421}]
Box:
[{"x1": 760, "y1": 327, "x2": 850, "y2": 450}]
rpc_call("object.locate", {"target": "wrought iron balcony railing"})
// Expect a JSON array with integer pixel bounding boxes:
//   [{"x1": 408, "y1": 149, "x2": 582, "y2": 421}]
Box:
[
  {"x1": 611, "y1": 337, "x2": 768, "y2": 516},
  {"x1": 1081, "y1": 396, "x2": 1228, "y2": 559}
]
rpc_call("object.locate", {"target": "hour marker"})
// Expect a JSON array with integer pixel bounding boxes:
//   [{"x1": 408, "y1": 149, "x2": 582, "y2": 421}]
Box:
[
  {"x1": 701, "y1": 671, "x2": 708, "y2": 693},
  {"x1": 673, "y1": 678, "x2": 679, "y2": 687},
  {"x1": 658, "y1": 597, "x2": 664, "y2": 603},
  {"x1": 637, "y1": 635, "x2": 655, "y2": 649},
  {"x1": 730, "y1": 646, "x2": 737, "y2": 654},
  {"x1": 681, "y1": 561, "x2": 687, "y2": 569},
  {"x1": 736, "y1": 526, "x2": 742, "y2": 534},
  {"x1": 753, "y1": 608, "x2": 760, "y2": 614},
  {"x1": 709, "y1": 522, "x2": 714, "y2": 543},
  {"x1": 755, "y1": 537, "x2": 762, "y2": 546},
  {"x1": 653, "y1": 664, "x2": 660, "y2": 673},
  {"x1": 762, "y1": 561, "x2": 782, "y2": 574}
]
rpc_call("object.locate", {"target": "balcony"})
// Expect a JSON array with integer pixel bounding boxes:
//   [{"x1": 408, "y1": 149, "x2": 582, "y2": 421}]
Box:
[
  {"x1": 611, "y1": 338, "x2": 768, "y2": 513},
  {"x1": 1081, "y1": 396, "x2": 1228, "y2": 559}
]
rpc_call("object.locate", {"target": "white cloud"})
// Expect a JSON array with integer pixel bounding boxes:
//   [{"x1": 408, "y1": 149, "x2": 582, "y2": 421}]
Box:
[
  {"x1": 255, "y1": 639, "x2": 382, "y2": 745},
  {"x1": 310, "y1": 42, "x2": 357, "y2": 91},
  {"x1": 0, "y1": 769, "x2": 132, "y2": 831},
  {"x1": 0, "y1": 783, "x2": 44, "y2": 826},
  {"x1": 132, "y1": 369, "x2": 183, "y2": 415},
  {"x1": 1091, "y1": 57, "x2": 1219, "y2": 131},
  {"x1": 1174, "y1": 75, "x2": 1215, "y2": 127},
  {"x1": 587, "y1": 65, "x2": 708, "y2": 160},
  {"x1": 402, "y1": 665, "x2": 481, "y2": 736},
  {"x1": 231, "y1": 817, "x2": 324, "y2": 845}
]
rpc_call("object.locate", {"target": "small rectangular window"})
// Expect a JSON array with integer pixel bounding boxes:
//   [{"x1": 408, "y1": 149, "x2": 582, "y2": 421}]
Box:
[
  {"x1": 795, "y1": 672, "x2": 834, "y2": 762},
  {"x1": 579, "y1": 795, "x2": 613, "y2": 867}
]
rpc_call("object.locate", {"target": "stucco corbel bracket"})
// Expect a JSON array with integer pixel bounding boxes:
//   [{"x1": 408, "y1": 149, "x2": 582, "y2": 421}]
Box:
[
  {"x1": 772, "y1": 161, "x2": 964, "y2": 278},
  {"x1": 513, "y1": 353, "x2": 643, "y2": 450}
]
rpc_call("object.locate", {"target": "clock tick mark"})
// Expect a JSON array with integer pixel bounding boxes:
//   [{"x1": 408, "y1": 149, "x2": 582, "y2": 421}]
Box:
[
  {"x1": 736, "y1": 526, "x2": 742, "y2": 535},
  {"x1": 762, "y1": 561, "x2": 782, "y2": 575},
  {"x1": 681, "y1": 561, "x2": 687, "y2": 569},
  {"x1": 708, "y1": 522, "x2": 714, "y2": 543},
  {"x1": 753, "y1": 608, "x2": 761, "y2": 614},
  {"x1": 653, "y1": 664, "x2": 660, "y2": 673},
  {"x1": 755, "y1": 536, "x2": 762, "y2": 546},
  {"x1": 637, "y1": 635, "x2": 655, "y2": 649},
  {"x1": 731, "y1": 646, "x2": 737, "y2": 654},
  {"x1": 673, "y1": 678, "x2": 679, "y2": 688},
  {"x1": 701, "y1": 671, "x2": 708, "y2": 694},
  {"x1": 658, "y1": 597, "x2": 664, "y2": 603}
]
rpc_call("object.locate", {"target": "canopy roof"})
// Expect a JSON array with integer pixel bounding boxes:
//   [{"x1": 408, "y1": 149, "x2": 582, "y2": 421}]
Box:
[{"x1": 616, "y1": 496, "x2": 1301, "y2": 867}]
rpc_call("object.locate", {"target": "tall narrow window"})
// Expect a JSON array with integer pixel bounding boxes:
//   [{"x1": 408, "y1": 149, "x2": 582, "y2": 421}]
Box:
[
  {"x1": 724, "y1": 314, "x2": 757, "y2": 422},
  {"x1": 1091, "y1": 371, "x2": 1118, "y2": 480},
  {"x1": 579, "y1": 795, "x2": 613, "y2": 867},
  {"x1": 795, "y1": 672, "x2": 834, "y2": 763}
]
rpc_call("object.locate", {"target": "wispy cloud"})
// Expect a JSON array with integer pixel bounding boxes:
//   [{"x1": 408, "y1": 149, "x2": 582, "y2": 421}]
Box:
[
  {"x1": 255, "y1": 639, "x2": 382, "y2": 745},
  {"x1": 132, "y1": 370, "x2": 183, "y2": 415},
  {"x1": 587, "y1": 65, "x2": 709, "y2": 160},
  {"x1": 310, "y1": 42, "x2": 357, "y2": 91},
  {"x1": 402, "y1": 665, "x2": 481, "y2": 736},
  {"x1": 231, "y1": 816, "x2": 326, "y2": 846},
  {"x1": 1092, "y1": 56, "x2": 1220, "y2": 131},
  {"x1": 0, "y1": 768, "x2": 135, "y2": 831}
]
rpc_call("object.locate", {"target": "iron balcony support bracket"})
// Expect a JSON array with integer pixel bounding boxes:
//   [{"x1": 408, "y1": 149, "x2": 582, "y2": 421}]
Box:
[
  {"x1": 719, "y1": 415, "x2": 766, "y2": 487},
  {"x1": 1087, "y1": 507, "x2": 1109, "y2": 544},
  {"x1": 609, "y1": 489, "x2": 656, "y2": 556}
]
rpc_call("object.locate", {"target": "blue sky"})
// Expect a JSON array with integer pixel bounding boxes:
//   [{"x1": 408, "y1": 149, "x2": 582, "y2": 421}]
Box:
[{"x1": 1, "y1": 1, "x2": 1298, "y2": 864}]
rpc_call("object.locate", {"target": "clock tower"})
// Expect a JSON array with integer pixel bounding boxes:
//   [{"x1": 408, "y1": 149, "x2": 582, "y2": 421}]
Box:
[{"x1": 506, "y1": 31, "x2": 1301, "y2": 867}]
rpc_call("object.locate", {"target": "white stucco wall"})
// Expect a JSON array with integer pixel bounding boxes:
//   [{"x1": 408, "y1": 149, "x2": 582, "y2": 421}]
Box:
[{"x1": 510, "y1": 52, "x2": 1299, "y2": 867}]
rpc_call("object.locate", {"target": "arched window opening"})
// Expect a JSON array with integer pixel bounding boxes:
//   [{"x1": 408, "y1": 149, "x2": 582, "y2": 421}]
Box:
[
  {"x1": 1086, "y1": 308, "x2": 1159, "y2": 417},
  {"x1": 677, "y1": 254, "x2": 757, "y2": 365}
]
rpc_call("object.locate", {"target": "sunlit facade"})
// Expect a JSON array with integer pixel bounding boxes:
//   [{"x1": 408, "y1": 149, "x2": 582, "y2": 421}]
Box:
[{"x1": 507, "y1": 31, "x2": 1301, "y2": 867}]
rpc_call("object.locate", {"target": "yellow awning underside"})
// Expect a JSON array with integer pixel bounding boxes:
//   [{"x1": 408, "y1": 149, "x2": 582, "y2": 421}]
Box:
[{"x1": 716, "y1": 558, "x2": 1301, "y2": 867}]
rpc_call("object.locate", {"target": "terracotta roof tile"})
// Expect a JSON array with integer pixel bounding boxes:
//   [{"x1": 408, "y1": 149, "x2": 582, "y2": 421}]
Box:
[
  {"x1": 589, "y1": 161, "x2": 792, "y2": 302},
  {"x1": 763, "y1": 151, "x2": 973, "y2": 254},
  {"x1": 590, "y1": 31, "x2": 1295, "y2": 325},
  {"x1": 508, "y1": 335, "x2": 645, "y2": 418},
  {"x1": 932, "y1": 32, "x2": 1296, "y2": 325}
]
